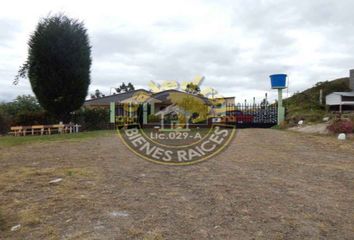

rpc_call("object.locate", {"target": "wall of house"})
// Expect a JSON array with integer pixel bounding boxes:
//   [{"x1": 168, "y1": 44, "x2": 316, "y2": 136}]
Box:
[{"x1": 326, "y1": 94, "x2": 341, "y2": 105}]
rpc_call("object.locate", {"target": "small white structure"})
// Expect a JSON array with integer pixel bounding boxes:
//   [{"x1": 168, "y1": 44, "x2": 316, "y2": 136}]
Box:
[
  {"x1": 325, "y1": 69, "x2": 354, "y2": 112},
  {"x1": 326, "y1": 69, "x2": 354, "y2": 112},
  {"x1": 325, "y1": 92, "x2": 354, "y2": 112}
]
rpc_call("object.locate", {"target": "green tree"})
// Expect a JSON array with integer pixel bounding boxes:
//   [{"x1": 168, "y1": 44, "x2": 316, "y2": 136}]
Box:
[
  {"x1": 127, "y1": 82, "x2": 135, "y2": 91},
  {"x1": 90, "y1": 89, "x2": 105, "y2": 99},
  {"x1": 0, "y1": 95, "x2": 42, "y2": 116},
  {"x1": 15, "y1": 14, "x2": 92, "y2": 121},
  {"x1": 115, "y1": 82, "x2": 135, "y2": 93},
  {"x1": 185, "y1": 83, "x2": 201, "y2": 95}
]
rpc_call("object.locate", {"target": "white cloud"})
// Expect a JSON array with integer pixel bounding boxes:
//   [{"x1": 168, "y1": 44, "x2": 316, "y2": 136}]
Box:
[{"x1": 0, "y1": 0, "x2": 353, "y2": 103}]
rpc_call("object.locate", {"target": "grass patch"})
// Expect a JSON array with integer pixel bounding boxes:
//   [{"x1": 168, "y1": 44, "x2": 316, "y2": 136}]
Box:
[
  {"x1": 0, "y1": 166, "x2": 99, "y2": 195},
  {"x1": 143, "y1": 229, "x2": 164, "y2": 240},
  {"x1": 0, "y1": 130, "x2": 115, "y2": 147},
  {"x1": 0, "y1": 166, "x2": 100, "y2": 237},
  {"x1": 19, "y1": 207, "x2": 42, "y2": 226},
  {"x1": 0, "y1": 167, "x2": 96, "y2": 184}
]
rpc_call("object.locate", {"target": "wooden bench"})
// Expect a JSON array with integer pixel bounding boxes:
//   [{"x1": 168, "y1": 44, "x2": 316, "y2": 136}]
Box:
[
  {"x1": 8, "y1": 124, "x2": 81, "y2": 136},
  {"x1": 31, "y1": 125, "x2": 45, "y2": 135},
  {"x1": 9, "y1": 126, "x2": 23, "y2": 136}
]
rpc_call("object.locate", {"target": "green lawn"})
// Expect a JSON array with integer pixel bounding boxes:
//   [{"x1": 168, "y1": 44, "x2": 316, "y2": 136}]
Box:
[{"x1": 0, "y1": 130, "x2": 116, "y2": 147}]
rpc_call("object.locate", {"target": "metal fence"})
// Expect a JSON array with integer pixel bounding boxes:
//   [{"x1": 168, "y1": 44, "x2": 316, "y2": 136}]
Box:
[
  {"x1": 225, "y1": 103, "x2": 278, "y2": 128},
  {"x1": 112, "y1": 102, "x2": 278, "y2": 128}
]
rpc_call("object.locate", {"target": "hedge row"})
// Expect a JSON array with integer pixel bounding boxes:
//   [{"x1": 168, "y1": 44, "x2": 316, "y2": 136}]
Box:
[{"x1": 0, "y1": 108, "x2": 110, "y2": 135}]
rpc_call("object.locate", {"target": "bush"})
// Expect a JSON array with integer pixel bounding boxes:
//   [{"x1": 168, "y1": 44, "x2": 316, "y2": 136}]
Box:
[
  {"x1": 327, "y1": 119, "x2": 353, "y2": 134},
  {"x1": 1, "y1": 95, "x2": 111, "y2": 133},
  {"x1": 0, "y1": 110, "x2": 11, "y2": 135},
  {"x1": 13, "y1": 111, "x2": 56, "y2": 126},
  {"x1": 0, "y1": 95, "x2": 49, "y2": 133},
  {"x1": 286, "y1": 108, "x2": 326, "y2": 124},
  {"x1": 115, "y1": 116, "x2": 138, "y2": 125},
  {"x1": 148, "y1": 114, "x2": 160, "y2": 123},
  {"x1": 0, "y1": 95, "x2": 42, "y2": 116},
  {"x1": 73, "y1": 108, "x2": 110, "y2": 131}
]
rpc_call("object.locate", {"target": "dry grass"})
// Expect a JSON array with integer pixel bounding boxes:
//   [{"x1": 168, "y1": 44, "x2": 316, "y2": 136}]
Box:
[
  {"x1": 0, "y1": 129, "x2": 353, "y2": 239},
  {"x1": 0, "y1": 165, "x2": 100, "y2": 239},
  {"x1": 143, "y1": 229, "x2": 164, "y2": 240}
]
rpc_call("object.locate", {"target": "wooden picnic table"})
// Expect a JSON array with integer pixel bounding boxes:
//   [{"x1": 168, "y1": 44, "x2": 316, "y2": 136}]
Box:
[{"x1": 9, "y1": 124, "x2": 81, "y2": 136}]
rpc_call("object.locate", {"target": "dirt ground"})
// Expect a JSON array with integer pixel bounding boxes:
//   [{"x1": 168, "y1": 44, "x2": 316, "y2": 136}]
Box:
[{"x1": 0, "y1": 129, "x2": 353, "y2": 240}]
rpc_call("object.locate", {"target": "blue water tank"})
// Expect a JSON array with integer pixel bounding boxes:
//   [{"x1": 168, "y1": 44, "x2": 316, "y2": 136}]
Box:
[{"x1": 270, "y1": 74, "x2": 287, "y2": 89}]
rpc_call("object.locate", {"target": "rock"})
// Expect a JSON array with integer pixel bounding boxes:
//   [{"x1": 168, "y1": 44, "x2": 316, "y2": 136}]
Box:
[
  {"x1": 338, "y1": 133, "x2": 346, "y2": 140},
  {"x1": 298, "y1": 120, "x2": 304, "y2": 125},
  {"x1": 110, "y1": 211, "x2": 129, "y2": 217},
  {"x1": 49, "y1": 178, "x2": 63, "y2": 184},
  {"x1": 323, "y1": 117, "x2": 330, "y2": 122},
  {"x1": 11, "y1": 224, "x2": 21, "y2": 231}
]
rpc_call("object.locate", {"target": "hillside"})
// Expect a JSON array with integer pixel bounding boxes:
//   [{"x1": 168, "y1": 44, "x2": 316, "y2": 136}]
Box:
[{"x1": 284, "y1": 77, "x2": 351, "y2": 122}]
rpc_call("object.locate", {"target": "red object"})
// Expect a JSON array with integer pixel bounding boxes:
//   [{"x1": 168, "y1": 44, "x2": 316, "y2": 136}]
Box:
[{"x1": 225, "y1": 110, "x2": 254, "y2": 123}]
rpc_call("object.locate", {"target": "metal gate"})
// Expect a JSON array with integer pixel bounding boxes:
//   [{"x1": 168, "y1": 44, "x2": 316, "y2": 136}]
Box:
[{"x1": 225, "y1": 103, "x2": 278, "y2": 128}]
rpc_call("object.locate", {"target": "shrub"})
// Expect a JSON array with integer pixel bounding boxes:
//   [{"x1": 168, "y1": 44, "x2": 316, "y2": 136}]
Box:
[
  {"x1": 115, "y1": 116, "x2": 138, "y2": 125},
  {"x1": 13, "y1": 111, "x2": 56, "y2": 126},
  {"x1": 327, "y1": 119, "x2": 353, "y2": 134},
  {"x1": 0, "y1": 110, "x2": 11, "y2": 135},
  {"x1": 73, "y1": 108, "x2": 110, "y2": 131},
  {"x1": 286, "y1": 108, "x2": 326, "y2": 124},
  {"x1": 148, "y1": 114, "x2": 160, "y2": 123}
]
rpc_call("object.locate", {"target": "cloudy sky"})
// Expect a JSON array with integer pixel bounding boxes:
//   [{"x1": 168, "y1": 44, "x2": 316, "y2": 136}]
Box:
[{"x1": 0, "y1": 0, "x2": 353, "y2": 103}]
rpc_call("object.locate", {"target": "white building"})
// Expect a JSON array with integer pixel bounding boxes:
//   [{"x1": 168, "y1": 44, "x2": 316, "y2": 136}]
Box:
[
  {"x1": 325, "y1": 69, "x2": 354, "y2": 112},
  {"x1": 326, "y1": 92, "x2": 354, "y2": 112}
]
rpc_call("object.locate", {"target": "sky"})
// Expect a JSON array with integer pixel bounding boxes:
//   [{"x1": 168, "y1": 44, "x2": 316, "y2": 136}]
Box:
[{"x1": 0, "y1": 0, "x2": 353, "y2": 103}]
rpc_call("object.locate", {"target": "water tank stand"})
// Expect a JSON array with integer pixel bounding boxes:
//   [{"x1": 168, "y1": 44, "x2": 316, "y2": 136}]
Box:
[{"x1": 277, "y1": 89, "x2": 285, "y2": 124}]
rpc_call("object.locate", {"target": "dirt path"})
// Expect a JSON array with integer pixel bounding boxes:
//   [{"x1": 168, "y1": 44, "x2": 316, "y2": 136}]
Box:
[{"x1": 0, "y1": 129, "x2": 353, "y2": 239}]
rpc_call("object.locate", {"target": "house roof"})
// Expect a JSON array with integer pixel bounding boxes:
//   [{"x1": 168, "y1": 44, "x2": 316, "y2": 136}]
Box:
[
  {"x1": 155, "y1": 104, "x2": 189, "y2": 116},
  {"x1": 150, "y1": 89, "x2": 211, "y2": 104},
  {"x1": 84, "y1": 88, "x2": 234, "y2": 106},
  {"x1": 327, "y1": 91, "x2": 354, "y2": 97},
  {"x1": 84, "y1": 89, "x2": 150, "y2": 105}
]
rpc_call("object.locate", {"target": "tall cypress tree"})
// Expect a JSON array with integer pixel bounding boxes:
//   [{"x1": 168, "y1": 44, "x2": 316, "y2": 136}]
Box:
[{"x1": 16, "y1": 14, "x2": 91, "y2": 121}]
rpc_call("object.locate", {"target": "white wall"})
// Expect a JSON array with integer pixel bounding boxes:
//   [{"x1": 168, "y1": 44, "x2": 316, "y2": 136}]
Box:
[{"x1": 326, "y1": 93, "x2": 341, "y2": 105}]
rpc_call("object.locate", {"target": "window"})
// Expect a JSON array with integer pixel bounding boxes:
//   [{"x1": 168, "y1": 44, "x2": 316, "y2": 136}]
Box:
[{"x1": 342, "y1": 96, "x2": 354, "y2": 101}]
